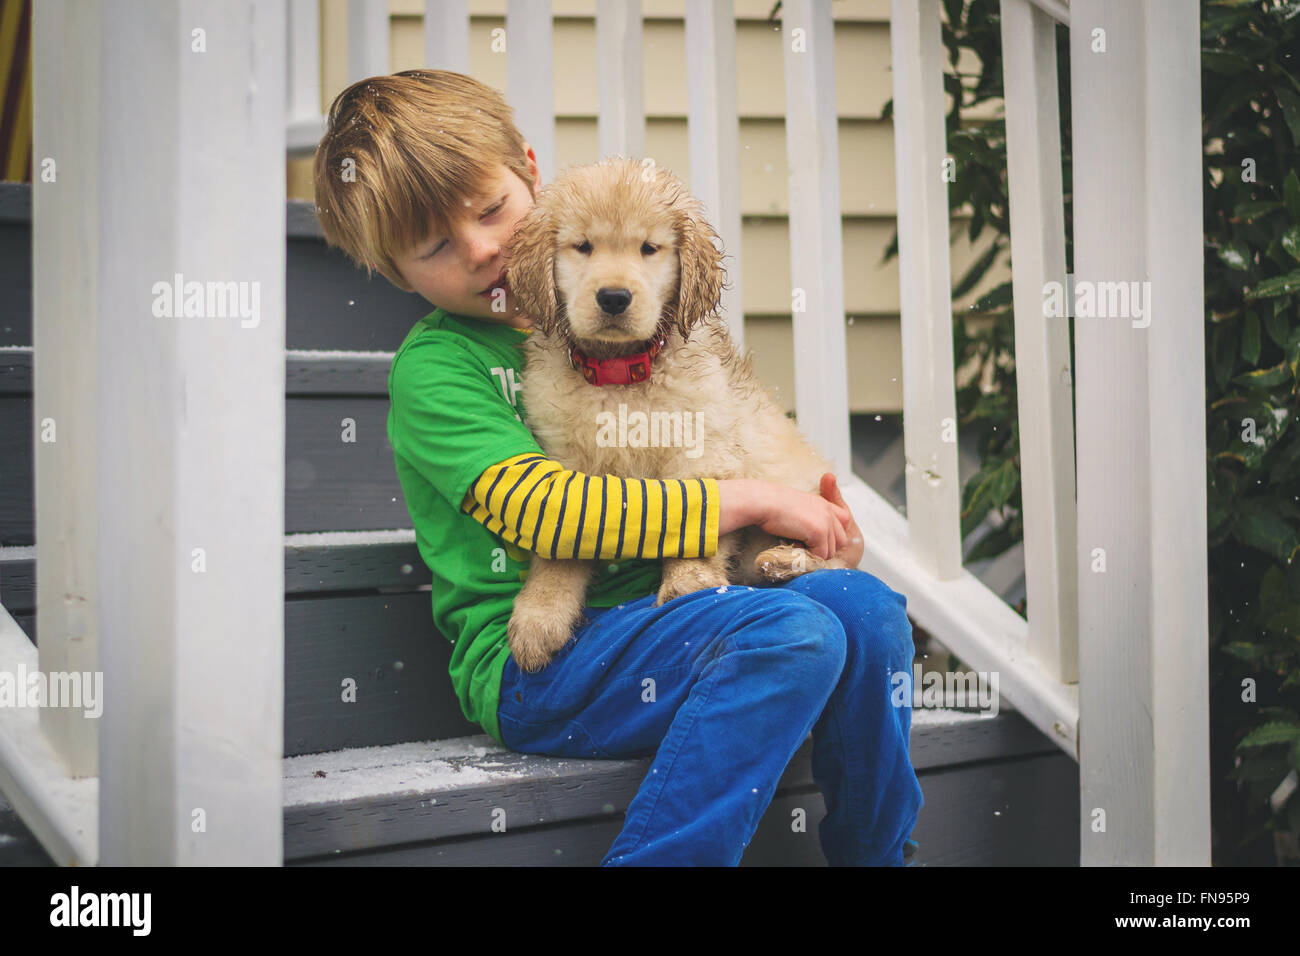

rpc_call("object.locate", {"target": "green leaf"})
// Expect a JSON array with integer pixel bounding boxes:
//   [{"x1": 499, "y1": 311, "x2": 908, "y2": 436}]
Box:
[
  {"x1": 1228, "y1": 751, "x2": 1294, "y2": 784},
  {"x1": 942, "y1": 0, "x2": 965, "y2": 31},
  {"x1": 1286, "y1": 170, "x2": 1300, "y2": 222},
  {"x1": 964, "y1": 521, "x2": 1019, "y2": 565},
  {"x1": 1241, "y1": 311, "x2": 1261, "y2": 363},
  {"x1": 1273, "y1": 432, "x2": 1300, "y2": 487},
  {"x1": 972, "y1": 280, "x2": 1013, "y2": 313},
  {"x1": 1287, "y1": 325, "x2": 1300, "y2": 383},
  {"x1": 1282, "y1": 225, "x2": 1300, "y2": 263},
  {"x1": 1233, "y1": 201, "x2": 1283, "y2": 222},
  {"x1": 1202, "y1": 50, "x2": 1254, "y2": 75},
  {"x1": 1234, "y1": 505, "x2": 1300, "y2": 562},
  {"x1": 1262, "y1": 604, "x2": 1300, "y2": 637},
  {"x1": 1246, "y1": 270, "x2": 1300, "y2": 300},
  {"x1": 952, "y1": 240, "x2": 1002, "y2": 301},
  {"x1": 1217, "y1": 241, "x2": 1252, "y2": 271},
  {"x1": 964, "y1": 390, "x2": 1014, "y2": 423},
  {"x1": 1215, "y1": 398, "x2": 1293, "y2": 469},
  {"x1": 1223, "y1": 641, "x2": 1271, "y2": 662},
  {"x1": 1232, "y1": 361, "x2": 1292, "y2": 389},
  {"x1": 959, "y1": 458, "x2": 1018, "y2": 538},
  {"x1": 1259, "y1": 565, "x2": 1290, "y2": 617},
  {"x1": 1238, "y1": 721, "x2": 1300, "y2": 749},
  {"x1": 1276, "y1": 85, "x2": 1300, "y2": 149},
  {"x1": 1264, "y1": 302, "x2": 1290, "y2": 346},
  {"x1": 881, "y1": 230, "x2": 899, "y2": 264},
  {"x1": 1212, "y1": 323, "x2": 1237, "y2": 391}
]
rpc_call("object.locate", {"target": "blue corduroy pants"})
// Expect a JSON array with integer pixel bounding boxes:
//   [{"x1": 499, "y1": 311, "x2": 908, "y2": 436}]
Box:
[{"x1": 497, "y1": 568, "x2": 924, "y2": 866}]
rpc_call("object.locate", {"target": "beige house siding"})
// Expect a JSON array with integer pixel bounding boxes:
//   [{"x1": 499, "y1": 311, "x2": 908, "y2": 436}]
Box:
[{"x1": 289, "y1": 0, "x2": 1009, "y2": 413}]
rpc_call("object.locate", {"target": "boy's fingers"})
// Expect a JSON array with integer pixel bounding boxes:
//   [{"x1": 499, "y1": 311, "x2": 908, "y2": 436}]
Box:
[{"x1": 821, "y1": 472, "x2": 844, "y2": 505}]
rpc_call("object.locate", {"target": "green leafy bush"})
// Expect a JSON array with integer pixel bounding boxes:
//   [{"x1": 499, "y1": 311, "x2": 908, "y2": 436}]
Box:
[{"x1": 882, "y1": 0, "x2": 1300, "y2": 864}]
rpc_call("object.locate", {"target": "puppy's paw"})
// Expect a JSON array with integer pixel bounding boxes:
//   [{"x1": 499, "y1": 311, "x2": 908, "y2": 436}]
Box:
[
  {"x1": 755, "y1": 544, "x2": 815, "y2": 583},
  {"x1": 655, "y1": 563, "x2": 730, "y2": 606},
  {"x1": 508, "y1": 606, "x2": 584, "y2": 673}
]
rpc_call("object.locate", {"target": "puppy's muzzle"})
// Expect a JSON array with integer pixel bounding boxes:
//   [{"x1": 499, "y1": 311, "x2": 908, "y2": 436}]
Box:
[{"x1": 596, "y1": 287, "x2": 633, "y2": 316}]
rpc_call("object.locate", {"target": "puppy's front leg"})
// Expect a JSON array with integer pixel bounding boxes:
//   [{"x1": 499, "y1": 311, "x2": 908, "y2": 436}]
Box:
[
  {"x1": 732, "y1": 527, "x2": 852, "y2": 585},
  {"x1": 508, "y1": 555, "x2": 595, "y2": 672},
  {"x1": 655, "y1": 534, "x2": 739, "y2": 606},
  {"x1": 753, "y1": 543, "x2": 852, "y2": 582}
]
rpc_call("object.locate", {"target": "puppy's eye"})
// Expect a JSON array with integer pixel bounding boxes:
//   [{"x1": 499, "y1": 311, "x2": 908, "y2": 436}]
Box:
[
  {"x1": 575, "y1": 240, "x2": 592, "y2": 254},
  {"x1": 641, "y1": 242, "x2": 657, "y2": 255}
]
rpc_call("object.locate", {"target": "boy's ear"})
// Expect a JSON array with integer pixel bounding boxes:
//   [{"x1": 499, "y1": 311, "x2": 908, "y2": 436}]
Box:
[{"x1": 505, "y1": 204, "x2": 560, "y2": 336}]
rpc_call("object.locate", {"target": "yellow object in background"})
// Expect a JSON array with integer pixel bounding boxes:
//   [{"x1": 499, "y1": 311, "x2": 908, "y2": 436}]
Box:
[{"x1": 0, "y1": 0, "x2": 32, "y2": 184}]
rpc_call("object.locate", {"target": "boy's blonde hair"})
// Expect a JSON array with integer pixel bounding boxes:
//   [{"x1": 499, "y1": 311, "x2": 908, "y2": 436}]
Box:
[{"x1": 312, "y1": 69, "x2": 533, "y2": 288}]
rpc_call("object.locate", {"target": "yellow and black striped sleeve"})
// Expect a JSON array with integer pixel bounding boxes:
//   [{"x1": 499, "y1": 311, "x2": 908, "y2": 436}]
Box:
[{"x1": 460, "y1": 453, "x2": 720, "y2": 560}]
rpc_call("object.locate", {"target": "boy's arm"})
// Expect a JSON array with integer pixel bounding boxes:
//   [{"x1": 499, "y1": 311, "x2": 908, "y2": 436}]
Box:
[
  {"x1": 390, "y1": 334, "x2": 720, "y2": 561},
  {"x1": 389, "y1": 332, "x2": 837, "y2": 561},
  {"x1": 460, "y1": 454, "x2": 720, "y2": 560}
]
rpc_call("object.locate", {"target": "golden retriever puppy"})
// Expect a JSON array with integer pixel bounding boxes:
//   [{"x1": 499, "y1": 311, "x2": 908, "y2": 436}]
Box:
[{"x1": 503, "y1": 156, "x2": 850, "y2": 673}]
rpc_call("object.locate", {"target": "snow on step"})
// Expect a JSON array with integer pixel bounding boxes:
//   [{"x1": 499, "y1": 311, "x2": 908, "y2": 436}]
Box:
[
  {"x1": 909, "y1": 707, "x2": 1004, "y2": 727},
  {"x1": 284, "y1": 736, "x2": 560, "y2": 808}
]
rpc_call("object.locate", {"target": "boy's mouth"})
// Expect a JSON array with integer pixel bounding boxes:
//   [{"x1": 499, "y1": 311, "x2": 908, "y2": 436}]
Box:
[{"x1": 479, "y1": 270, "x2": 509, "y2": 298}]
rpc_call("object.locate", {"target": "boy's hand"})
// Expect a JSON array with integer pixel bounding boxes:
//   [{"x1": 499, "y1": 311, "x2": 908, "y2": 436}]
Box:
[
  {"x1": 819, "y1": 473, "x2": 864, "y2": 569},
  {"x1": 752, "y1": 481, "x2": 851, "y2": 561}
]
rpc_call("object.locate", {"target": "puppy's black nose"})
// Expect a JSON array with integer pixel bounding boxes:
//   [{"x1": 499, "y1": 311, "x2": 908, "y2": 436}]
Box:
[{"x1": 596, "y1": 287, "x2": 633, "y2": 316}]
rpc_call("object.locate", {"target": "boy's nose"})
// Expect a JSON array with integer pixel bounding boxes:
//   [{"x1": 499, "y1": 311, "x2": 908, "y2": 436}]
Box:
[
  {"x1": 465, "y1": 236, "x2": 499, "y2": 262},
  {"x1": 460, "y1": 223, "x2": 500, "y2": 261}
]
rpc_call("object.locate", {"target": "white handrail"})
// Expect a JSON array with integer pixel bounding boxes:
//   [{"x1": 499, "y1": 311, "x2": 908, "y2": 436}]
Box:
[
  {"x1": 0, "y1": 607, "x2": 96, "y2": 866},
  {"x1": 1027, "y1": 0, "x2": 1070, "y2": 25}
]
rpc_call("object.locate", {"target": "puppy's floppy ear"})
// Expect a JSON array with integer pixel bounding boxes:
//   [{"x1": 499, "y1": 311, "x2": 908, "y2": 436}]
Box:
[
  {"x1": 505, "y1": 202, "x2": 561, "y2": 337},
  {"x1": 668, "y1": 200, "x2": 725, "y2": 342}
]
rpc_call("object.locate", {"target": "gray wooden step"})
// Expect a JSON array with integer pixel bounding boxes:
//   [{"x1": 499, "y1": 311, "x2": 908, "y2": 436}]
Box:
[
  {"x1": 1, "y1": 536, "x2": 483, "y2": 756},
  {"x1": 283, "y1": 708, "x2": 1077, "y2": 866}
]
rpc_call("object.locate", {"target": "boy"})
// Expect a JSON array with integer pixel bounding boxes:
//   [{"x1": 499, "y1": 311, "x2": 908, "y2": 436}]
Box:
[{"x1": 313, "y1": 69, "x2": 923, "y2": 866}]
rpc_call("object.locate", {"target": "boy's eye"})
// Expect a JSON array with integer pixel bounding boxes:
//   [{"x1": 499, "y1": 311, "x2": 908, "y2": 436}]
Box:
[
  {"x1": 575, "y1": 240, "x2": 592, "y2": 254},
  {"x1": 421, "y1": 198, "x2": 506, "y2": 258}
]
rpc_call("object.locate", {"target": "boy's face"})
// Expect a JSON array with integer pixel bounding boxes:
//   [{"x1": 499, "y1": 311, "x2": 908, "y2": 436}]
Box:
[{"x1": 391, "y1": 149, "x2": 542, "y2": 328}]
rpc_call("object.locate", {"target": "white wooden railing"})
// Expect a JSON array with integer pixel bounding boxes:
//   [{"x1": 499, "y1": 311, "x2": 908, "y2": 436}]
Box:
[{"x1": 2, "y1": 0, "x2": 1209, "y2": 867}]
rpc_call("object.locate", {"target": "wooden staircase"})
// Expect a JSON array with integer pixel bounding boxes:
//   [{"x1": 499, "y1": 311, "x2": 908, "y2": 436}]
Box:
[{"x1": 0, "y1": 182, "x2": 1078, "y2": 865}]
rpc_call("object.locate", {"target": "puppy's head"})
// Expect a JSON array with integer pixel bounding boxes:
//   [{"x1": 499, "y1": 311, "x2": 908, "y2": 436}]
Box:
[{"x1": 505, "y1": 157, "x2": 725, "y2": 351}]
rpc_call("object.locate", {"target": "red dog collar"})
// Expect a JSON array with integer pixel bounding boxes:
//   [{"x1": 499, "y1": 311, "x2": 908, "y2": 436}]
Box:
[{"x1": 569, "y1": 332, "x2": 667, "y2": 386}]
